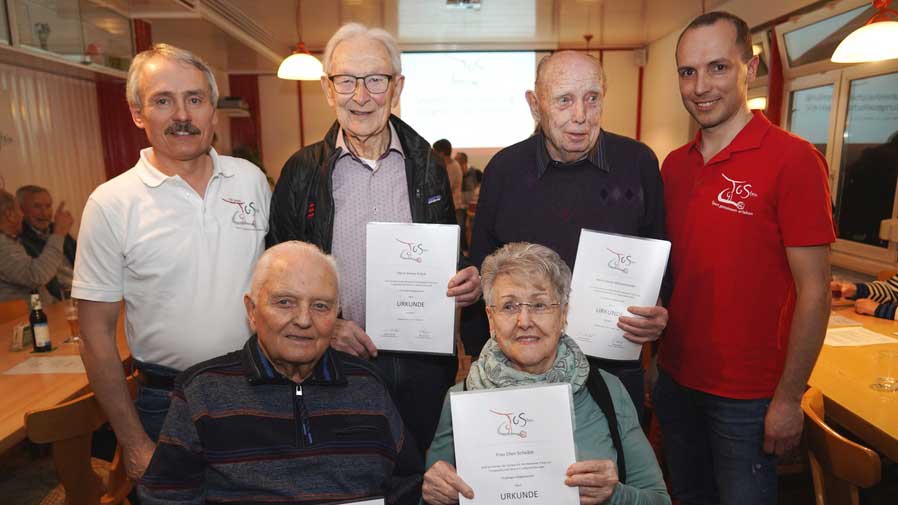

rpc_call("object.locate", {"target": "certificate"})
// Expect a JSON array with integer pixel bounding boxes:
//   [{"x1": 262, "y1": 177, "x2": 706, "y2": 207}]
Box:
[
  {"x1": 366, "y1": 222, "x2": 459, "y2": 354},
  {"x1": 450, "y1": 383, "x2": 579, "y2": 505},
  {"x1": 567, "y1": 229, "x2": 670, "y2": 360}
]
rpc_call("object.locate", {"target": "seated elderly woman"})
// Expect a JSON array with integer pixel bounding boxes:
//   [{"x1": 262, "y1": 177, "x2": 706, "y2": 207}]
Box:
[
  {"x1": 422, "y1": 243, "x2": 670, "y2": 505},
  {"x1": 140, "y1": 241, "x2": 422, "y2": 505}
]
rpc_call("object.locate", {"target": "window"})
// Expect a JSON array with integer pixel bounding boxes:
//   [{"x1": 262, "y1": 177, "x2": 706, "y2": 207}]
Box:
[
  {"x1": 400, "y1": 51, "x2": 538, "y2": 148},
  {"x1": 783, "y1": 4, "x2": 870, "y2": 67},
  {"x1": 788, "y1": 84, "x2": 834, "y2": 157},
  {"x1": 835, "y1": 71, "x2": 898, "y2": 248},
  {"x1": 778, "y1": 2, "x2": 898, "y2": 272}
]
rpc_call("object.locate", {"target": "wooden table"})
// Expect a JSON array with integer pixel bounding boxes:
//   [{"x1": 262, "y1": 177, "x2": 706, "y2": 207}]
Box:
[
  {"x1": 0, "y1": 301, "x2": 128, "y2": 453},
  {"x1": 810, "y1": 304, "x2": 898, "y2": 462}
]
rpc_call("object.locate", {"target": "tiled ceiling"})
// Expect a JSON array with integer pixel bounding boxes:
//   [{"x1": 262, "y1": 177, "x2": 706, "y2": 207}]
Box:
[{"x1": 134, "y1": 0, "x2": 730, "y2": 52}]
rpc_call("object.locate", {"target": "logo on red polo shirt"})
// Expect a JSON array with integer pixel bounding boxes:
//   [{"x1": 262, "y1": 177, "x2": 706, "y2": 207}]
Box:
[{"x1": 712, "y1": 173, "x2": 757, "y2": 216}]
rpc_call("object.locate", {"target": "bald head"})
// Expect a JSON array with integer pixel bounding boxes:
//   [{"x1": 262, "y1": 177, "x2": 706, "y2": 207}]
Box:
[
  {"x1": 248, "y1": 241, "x2": 340, "y2": 304},
  {"x1": 535, "y1": 51, "x2": 606, "y2": 98},
  {"x1": 526, "y1": 51, "x2": 606, "y2": 163}
]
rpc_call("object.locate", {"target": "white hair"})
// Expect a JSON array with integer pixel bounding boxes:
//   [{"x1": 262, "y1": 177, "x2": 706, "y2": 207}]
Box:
[
  {"x1": 322, "y1": 22, "x2": 402, "y2": 75},
  {"x1": 248, "y1": 241, "x2": 340, "y2": 306},
  {"x1": 126, "y1": 43, "x2": 219, "y2": 111}
]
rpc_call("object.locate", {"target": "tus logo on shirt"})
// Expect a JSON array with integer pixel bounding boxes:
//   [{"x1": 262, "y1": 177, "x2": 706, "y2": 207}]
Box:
[
  {"x1": 222, "y1": 198, "x2": 264, "y2": 231},
  {"x1": 712, "y1": 173, "x2": 757, "y2": 216}
]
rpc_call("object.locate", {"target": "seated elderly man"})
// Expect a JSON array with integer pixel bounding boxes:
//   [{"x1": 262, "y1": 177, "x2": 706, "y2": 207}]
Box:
[
  {"x1": 0, "y1": 189, "x2": 73, "y2": 304},
  {"x1": 139, "y1": 241, "x2": 422, "y2": 505},
  {"x1": 423, "y1": 243, "x2": 669, "y2": 505},
  {"x1": 17, "y1": 185, "x2": 77, "y2": 300}
]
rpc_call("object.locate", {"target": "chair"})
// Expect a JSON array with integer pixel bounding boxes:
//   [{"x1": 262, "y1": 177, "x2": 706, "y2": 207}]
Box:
[
  {"x1": 0, "y1": 298, "x2": 29, "y2": 324},
  {"x1": 801, "y1": 388, "x2": 881, "y2": 505},
  {"x1": 876, "y1": 269, "x2": 897, "y2": 282},
  {"x1": 25, "y1": 376, "x2": 138, "y2": 505}
]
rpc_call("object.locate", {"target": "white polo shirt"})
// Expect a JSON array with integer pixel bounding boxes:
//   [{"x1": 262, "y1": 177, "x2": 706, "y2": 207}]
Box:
[{"x1": 73, "y1": 148, "x2": 270, "y2": 371}]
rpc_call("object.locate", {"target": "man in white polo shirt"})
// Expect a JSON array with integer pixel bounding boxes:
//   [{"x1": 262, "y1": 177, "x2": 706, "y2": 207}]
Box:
[{"x1": 73, "y1": 43, "x2": 270, "y2": 481}]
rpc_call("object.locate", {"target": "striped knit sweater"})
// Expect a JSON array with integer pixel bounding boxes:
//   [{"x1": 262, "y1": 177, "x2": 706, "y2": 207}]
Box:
[
  {"x1": 853, "y1": 275, "x2": 898, "y2": 320},
  {"x1": 139, "y1": 336, "x2": 422, "y2": 505}
]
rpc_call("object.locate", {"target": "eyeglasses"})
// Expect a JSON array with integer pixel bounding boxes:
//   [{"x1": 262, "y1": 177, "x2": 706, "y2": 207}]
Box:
[
  {"x1": 489, "y1": 301, "x2": 562, "y2": 317},
  {"x1": 328, "y1": 74, "x2": 393, "y2": 95}
]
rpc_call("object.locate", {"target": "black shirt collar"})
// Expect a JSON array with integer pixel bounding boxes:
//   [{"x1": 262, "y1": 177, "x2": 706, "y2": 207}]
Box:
[{"x1": 534, "y1": 129, "x2": 609, "y2": 178}]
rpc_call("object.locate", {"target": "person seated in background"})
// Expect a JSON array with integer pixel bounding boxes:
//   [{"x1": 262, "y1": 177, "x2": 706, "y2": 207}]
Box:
[
  {"x1": 422, "y1": 242, "x2": 670, "y2": 505},
  {"x1": 140, "y1": 241, "x2": 422, "y2": 505},
  {"x1": 16, "y1": 185, "x2": 77, "y2": 300},
  {"x1": 0, "y1": 189, "x2": 73, "y2": 304},
  {"x1": 832, "y1": 275, "x2": 898, "y2": 320}
]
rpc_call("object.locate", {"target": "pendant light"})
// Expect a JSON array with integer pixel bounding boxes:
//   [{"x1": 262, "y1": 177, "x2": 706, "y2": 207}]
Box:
[
  {"x1": 831, "y1": 0, "x2": 898, "y2": 63},
  {"x1": 278, "y1": 0, "x2": 323, "y2": 80}
]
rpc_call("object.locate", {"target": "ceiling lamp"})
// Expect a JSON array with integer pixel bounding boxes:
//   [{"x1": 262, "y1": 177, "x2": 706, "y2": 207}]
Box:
[
  {"x1": 278, "y1": 0, "x2": 323, "y2": 80},
  {"x1": 831, "y1": 0, "x2": 898, "y2": 63},
  {"x1": 278, "y1": 42, "x2": 323, "y2": 80},
  {"x1": 747, "y1": 97, "x2": 768, "y2": 110}
]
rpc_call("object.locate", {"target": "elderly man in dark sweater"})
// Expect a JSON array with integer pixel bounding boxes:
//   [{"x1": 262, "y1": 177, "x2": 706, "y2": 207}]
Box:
[
  {"x1": 139, "y1": 241, "x2": 422, "y2": 505},
  {"x1": 465, "y1": 51, "x2": 669, "y2": 419}
]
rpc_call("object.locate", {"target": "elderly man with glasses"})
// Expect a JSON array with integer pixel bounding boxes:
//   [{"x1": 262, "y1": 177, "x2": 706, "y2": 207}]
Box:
[{"x1": 267, "y1": 23, "x2": 481, "y2": 456}]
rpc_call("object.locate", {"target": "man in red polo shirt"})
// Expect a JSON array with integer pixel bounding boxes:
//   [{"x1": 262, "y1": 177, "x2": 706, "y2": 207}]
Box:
[{"x1": 654, "y1": 11, "x2": 834, "y2": 505}]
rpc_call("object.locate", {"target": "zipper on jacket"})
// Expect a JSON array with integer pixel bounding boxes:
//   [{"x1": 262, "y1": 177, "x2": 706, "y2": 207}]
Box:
[{"x1": 294, "y1": 384, "x2": 313, "y2": 447}]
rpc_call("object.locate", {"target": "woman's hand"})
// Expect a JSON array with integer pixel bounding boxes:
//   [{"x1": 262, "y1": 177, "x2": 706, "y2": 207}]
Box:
[
  {"x1": 855, "y1": 298, "x2": 878, "y2": 315},
  {"x1": 423, "y1": 460, "x2": 474, "y2": 505},
  {"x1": 565, "y1": 460, "x2": 619, "y2": 505}
]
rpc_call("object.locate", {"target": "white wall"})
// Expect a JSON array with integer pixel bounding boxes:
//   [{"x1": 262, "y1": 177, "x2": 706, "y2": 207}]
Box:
[
  {"x1": 258, "y1": 75, "x2": 300, "y2": 180},
  {"x1": 0, "y1": 63, "x2": 106, "y2": 236},
  {"x1": 300, "y1": 80, "x2": 335, "y2": 149},
  {"x1": 602, "y1": 50, "x2": 641, "y2": 142},
  {"x1": 640, "y1": 29, "x2": 693, "y2": 162}
]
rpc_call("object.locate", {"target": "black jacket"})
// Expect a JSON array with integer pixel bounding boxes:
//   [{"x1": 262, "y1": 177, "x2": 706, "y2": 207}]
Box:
[{"x1": 266, "y1": 115, "x2": 459, "y2": 251}]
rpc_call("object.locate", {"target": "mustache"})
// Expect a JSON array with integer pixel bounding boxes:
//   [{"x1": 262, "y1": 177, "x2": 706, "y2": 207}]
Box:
[{"x1": 165, "y1": 121, "x2": 202, "y2": 135}]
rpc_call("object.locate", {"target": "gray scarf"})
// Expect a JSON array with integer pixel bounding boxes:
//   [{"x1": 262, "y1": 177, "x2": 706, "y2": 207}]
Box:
[{"x1": 465, "y1": 334, "x2": 590, "y2": 393}]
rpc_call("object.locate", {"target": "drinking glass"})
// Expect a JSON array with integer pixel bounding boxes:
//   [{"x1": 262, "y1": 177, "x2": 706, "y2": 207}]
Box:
[
  {"x1": 62, "y1": 298, "x2": 80, "y2": 344},
  {"x1": 870, "y1": 349, "x2": 898, "y2": 392}
]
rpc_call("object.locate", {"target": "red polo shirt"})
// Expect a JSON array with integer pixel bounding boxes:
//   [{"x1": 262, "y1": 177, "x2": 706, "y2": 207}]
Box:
[{"x1": 660, "y1": 111, "x2": 835, "y2": 399}]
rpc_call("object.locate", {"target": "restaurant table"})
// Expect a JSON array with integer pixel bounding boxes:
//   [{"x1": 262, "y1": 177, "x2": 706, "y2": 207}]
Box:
[
  {"x1": 0, "y1": 301, "x2": 128, "y2": 453},
  {"x1": 811, "y1": 303, "x2": 898, "y2": 463}
]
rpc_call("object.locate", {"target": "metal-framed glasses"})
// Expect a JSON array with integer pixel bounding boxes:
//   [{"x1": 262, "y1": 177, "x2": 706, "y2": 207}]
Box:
[
  {"x1": 328, "y1": 74, "x2": 393, "y2": 94},
  {"x1": 489, "y1": 301, "x2": 562, "y2": 317}
]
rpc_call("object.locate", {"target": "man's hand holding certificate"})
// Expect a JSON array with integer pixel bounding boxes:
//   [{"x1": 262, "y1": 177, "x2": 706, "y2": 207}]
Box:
[
  {"x1": 567, "y1": 230, "x2": 670, "y2": 360},
  {"x1": 366, "y1": 222, "x2": 459, "y2": 354}
]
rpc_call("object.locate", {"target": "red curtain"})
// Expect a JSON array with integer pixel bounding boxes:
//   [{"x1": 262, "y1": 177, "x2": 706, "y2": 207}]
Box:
[
  {"x1": 228, "y1": 75, "x2": 263, "y2": 158},
  {"x1": 134, "y1": 20, "x2": 152, "y2": 53},
  {"x1": 95, "y1": 79, "x2": 149, "y2": 180},
  {"x1": 765, "y1": 28, "x2": 784, "y2": 127}
]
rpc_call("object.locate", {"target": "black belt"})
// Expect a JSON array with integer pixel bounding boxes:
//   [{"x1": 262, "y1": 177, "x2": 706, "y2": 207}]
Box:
[{"x1": 135, "y1": 362, "x2": 178, "y2": 391}]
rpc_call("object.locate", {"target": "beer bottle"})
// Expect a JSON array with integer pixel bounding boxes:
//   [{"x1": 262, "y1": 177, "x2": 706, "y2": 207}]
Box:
[{"x1": 30, "y1": 292, "x2": 52, "y2": 352}]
